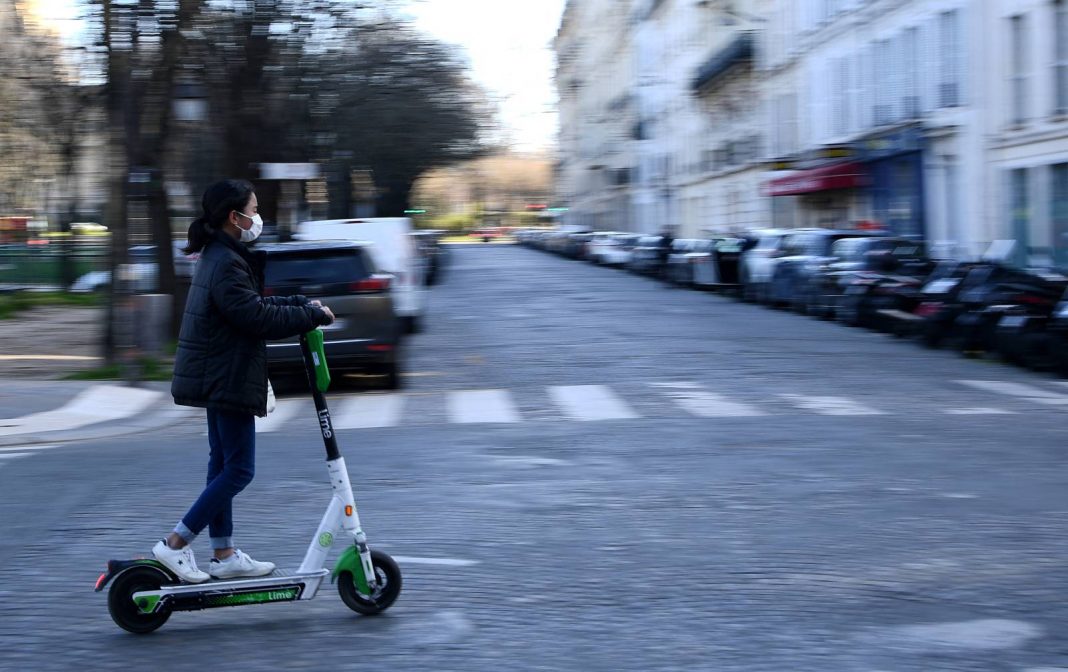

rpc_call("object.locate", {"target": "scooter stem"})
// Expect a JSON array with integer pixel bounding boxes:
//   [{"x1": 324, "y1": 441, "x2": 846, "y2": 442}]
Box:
[{"x1": 299, "y1": 330, "x2": 340, "y2": 461}]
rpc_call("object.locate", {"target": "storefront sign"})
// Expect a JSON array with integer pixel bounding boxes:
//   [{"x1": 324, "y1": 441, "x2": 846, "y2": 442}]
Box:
[{"x1": 766, "y1": 162, "x2": 870, "y2": 197}]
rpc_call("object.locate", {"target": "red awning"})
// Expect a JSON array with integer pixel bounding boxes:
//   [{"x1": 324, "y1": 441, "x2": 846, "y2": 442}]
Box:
[{"x1": 765, "y1": 162, "x2": 870, "y2": 197}]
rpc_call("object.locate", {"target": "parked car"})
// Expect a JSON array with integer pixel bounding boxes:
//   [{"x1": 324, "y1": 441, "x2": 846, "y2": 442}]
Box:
[
  {"x1": 1043, "y1": 287, "x2": 1068, "y2": 374},
  {"x1": 586, "y1": 232, "x2": 627, "y2": 265},
  {"x1": 627, "y1": 235, "x2": 667, "y2": 276},
  {"x1": 411, "y1": 229, "x2": 448, "y2": 286},
  {"x1": 69, "y1": 242, "x2": 197, "y2": 293},
  {"x1": 994, "y1": 282, "x2": 1068, "y2": 371},
  {"x1": 563, "y1": 231, "x2": 596, "y2": 259},
  {"x1": 664, "y1": 239, "x2": 705, "y2": 286},
  {"x1": 949, "y1": 266, "x2": 1067, "y2": 357},
  {"x1": 262, "y1": 240, "x2": 402, "y2": 389},
  {"x1": 911, "y1": 261, "x2": 1021, "y2": 349},
  {"x1": 699, "y1": 236, "x2": 748, "y2": 292},
  {"x1": 808, "y1": 237, "x2": 928, "y2": 319},
  {"x1": 602, "y1": 233, "x2": 641, "y2": 267},
  {"x1": 767, "y1": 228, "x2": 887, "y2": 312},
  {"x1": 295, "y1": 217, "x2": 428, "y2": 334},
  {"x1": 738, "y1": 229, "x2": 788, "y2": 302}
]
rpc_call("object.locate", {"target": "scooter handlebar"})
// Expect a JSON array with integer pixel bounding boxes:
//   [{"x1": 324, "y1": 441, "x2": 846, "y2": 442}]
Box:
[{"x1": 300, "y1": 329, "x2": 332, "y2": 393}]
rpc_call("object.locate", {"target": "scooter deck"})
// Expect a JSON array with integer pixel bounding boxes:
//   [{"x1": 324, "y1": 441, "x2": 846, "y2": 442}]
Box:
[
  {"x1": 131, "y1": 568, "x2": 330, "y2": 613},
  {"x1": 160, "y1": 568, "x2": 328, "y2": 592}
]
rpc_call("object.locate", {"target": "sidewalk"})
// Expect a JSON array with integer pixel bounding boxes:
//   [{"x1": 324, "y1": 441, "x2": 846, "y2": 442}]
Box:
[
  {"x1": 0, "y1": 306, "x2": 191, "y2": 446},
  {"x1": 0, "y1": 306, "x2": 104, "y2": 378}
]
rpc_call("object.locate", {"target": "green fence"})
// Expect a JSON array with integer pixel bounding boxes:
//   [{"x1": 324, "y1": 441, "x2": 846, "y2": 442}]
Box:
[{"x1": 0, "y1": 240, "x2": 109, "y2": 289}]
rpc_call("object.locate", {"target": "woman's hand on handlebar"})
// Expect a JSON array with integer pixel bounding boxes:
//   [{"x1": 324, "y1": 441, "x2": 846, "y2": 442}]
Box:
[
  {"x1": 305, "y1": 299, "x2": 334, "y2": 326},
  {"x1": 318, "y1": 305, "x2": 335, "y2": 326}
]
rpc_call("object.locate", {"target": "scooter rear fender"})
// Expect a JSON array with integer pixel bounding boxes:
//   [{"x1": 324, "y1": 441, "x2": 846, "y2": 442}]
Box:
[{"x1": 94, "y1": 558, "x2": 177, "y2": 592}]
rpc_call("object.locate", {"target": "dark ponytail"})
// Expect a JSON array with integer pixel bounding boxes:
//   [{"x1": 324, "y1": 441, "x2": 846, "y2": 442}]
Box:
[{"x1": 184, "y1": 179, "x2": 255, "y2": 254}]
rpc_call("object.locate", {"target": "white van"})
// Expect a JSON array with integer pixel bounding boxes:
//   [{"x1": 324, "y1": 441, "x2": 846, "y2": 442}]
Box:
[{"x1": 295, "y1": 218, "x2": 428, "y2": 333}]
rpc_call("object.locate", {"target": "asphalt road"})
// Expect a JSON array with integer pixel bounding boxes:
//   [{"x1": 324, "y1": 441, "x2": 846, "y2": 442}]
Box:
[{"x1": 2, "y1": 244, "x2": 1067, "y2": 671}]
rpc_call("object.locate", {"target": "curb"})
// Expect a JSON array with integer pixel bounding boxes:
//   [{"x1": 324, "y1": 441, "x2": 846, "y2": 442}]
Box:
[
  {"x1": 0, "y1": 402, "x2": 197, "y2": 448},
  {"x1": 0, "y1": 386, "x2": 196, "y2": 448}
]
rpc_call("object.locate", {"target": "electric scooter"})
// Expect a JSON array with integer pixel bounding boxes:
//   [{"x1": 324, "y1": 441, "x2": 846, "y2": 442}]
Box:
[{"x1": 95, "y1": 329, "x2": 402, "y2": 634}]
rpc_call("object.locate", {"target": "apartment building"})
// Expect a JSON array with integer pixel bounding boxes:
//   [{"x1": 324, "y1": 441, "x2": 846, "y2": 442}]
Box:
[
  {"x1": 986, "y1": 0, "x2": 1068, "y2": 267},
  {"x1": 555, "y1": 0, "x2": 1068, "y2": 262}
]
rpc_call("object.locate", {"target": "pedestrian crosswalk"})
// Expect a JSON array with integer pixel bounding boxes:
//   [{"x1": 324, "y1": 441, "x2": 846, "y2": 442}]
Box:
[
  {"x1": 447, "y1": 389, "x2": 520, "y2": 424},
  {"x1": 252, "y1": 378, "x2": 1066, "y2": 433},
  {"x1": 549, "y1": 385, "x2": 638, "y2": 421}
]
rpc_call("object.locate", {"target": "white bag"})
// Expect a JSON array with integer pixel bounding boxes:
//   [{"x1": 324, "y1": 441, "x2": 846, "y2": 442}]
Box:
[{"x1": 266, "y1": 379, "x2": 277, "y2": 415}]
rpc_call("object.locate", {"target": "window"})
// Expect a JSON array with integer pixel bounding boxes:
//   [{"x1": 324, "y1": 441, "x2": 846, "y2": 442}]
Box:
[
  {"x1": 1010, "y1": 14, "x2": 1028, "y2": 124},
  {"x1": 874, "y1": 40, "x2": 892, "y2": 124},
  {"x1": 939, "y1": 10, "x2": 961, "y2": 107},
  {"x1": 1010, "y1": 168, "x2": 1030, "y2": 266},
  {"x1": 1051, "y1": 163, "x2": 1068, "y2": 266},
  {"x1": 834, "y1": 57, "x2": 849, "y2": 135},
  {"x1": 1056, "y1": 0, "x2": 1068, "y2": 114},
  {"x1": 903, "y1": 27, "x2": 920, "y2": 118}
]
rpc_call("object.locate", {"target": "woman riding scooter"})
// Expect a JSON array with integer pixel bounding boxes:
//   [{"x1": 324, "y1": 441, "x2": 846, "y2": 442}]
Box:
[{"x1": 156, "y1": 179, "x2": 336, "y2": 583}]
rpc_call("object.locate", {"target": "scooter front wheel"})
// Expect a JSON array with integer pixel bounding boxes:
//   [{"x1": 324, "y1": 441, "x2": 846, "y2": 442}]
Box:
[
  {"x1": 108, "y1": 566, "x2": 172, "y2": 634},
  {"x1": 338, "y1": 549, "x2": 402, "y2": 615}
]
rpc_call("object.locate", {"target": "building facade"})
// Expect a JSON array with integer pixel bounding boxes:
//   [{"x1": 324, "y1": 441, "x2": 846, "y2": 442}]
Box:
[
  {"x1": 554, "y1": 0, "x2": 1068, "y2": 262},
  {"x1": 985, "y1": 0, "x2": 1068, "y2": 268},
  {"x1": 762, "y1": 0, "x2": 982, "y2": 258},
  {"x1": 554, "y1": 0, "x2": 638, "y2": 231}
]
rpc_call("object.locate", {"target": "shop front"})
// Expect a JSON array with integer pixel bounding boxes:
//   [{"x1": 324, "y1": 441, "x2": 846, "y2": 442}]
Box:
[
  {"x1": 858, "y1": 125, "x2": 926, "y2": 240},
  {"x1": 765, "y1": 152, "x2": 871, "y2": 228}
]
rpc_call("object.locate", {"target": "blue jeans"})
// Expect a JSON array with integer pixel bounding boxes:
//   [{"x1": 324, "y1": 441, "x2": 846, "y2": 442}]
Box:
[{"x1": 174, "y1": 409, "x2": 256, "y2": 550}]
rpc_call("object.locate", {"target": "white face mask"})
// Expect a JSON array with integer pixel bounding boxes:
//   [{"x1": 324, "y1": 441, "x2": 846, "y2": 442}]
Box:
[{"x1": 236, "y1": 212, "x2": 263, "y2": 242}]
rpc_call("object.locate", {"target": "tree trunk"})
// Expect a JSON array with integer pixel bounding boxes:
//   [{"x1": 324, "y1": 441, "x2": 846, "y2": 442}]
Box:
[
  {"x1": 101, "y1": 1, "x2": 130, "y2": 366},
  {"x1": 374, "y1": 175, "x2": 412, "y2": 217}
]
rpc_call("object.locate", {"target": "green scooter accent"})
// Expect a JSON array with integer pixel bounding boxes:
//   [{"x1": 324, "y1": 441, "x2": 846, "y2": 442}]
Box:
[
  {"x1": 306, "y1": 327, "x2": 331, "y2": 392},
  {"x1": 332, "y1": 546, "x2": 370, "y2": 594}
]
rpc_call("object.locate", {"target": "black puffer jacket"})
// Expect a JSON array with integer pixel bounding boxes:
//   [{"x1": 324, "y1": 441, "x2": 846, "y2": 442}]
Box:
[{"x1": 172, "y1": 230, "x2": 327, "y2": 417}]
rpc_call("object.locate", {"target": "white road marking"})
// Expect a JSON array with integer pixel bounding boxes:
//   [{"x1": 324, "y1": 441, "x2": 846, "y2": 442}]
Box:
[
  {"x1": 391, "y1": 556, "x2": 480, "y2": 567},
  {"x1": 957, "y1": 380, "x2": 1068, "y2": 406},
  {"x1": 651, "y1": 383, "x2": 766, "y2": 417},
  {"x1": 648, "y1": 381, "x2": 703, "y2": 389},
  {"x1": 0, "y1": 444, "x2": 59, "y2": 453},
  {"x1": 0, "y1": 386, "x2": 162, "y2": 437},
  {"x1": 778, "y1": 394, "x2": 886, "y2": 416},
  {"x1": 255, "y1": 398, "x2": 307, "y2": 433},
  {"x1": 943, "y1": 407, "x2": 1016, "y2": 415},
  {"x1": 488, "y1": 455, "x2": 570, "y2": 467},
  {"x1": 333, "y1": 393, "x2": 405, "y2": 429},
  {"x1": 447, "y1": 389, "x2": 521, "y2": 424},
  {"x1": 0, "y1": 452, "x2": 32, "y2": 460},
  {"x1": 879, "y1": 619, "x2": 1042, "y2": 651},
  {"x1": 549, "y1": 385, "x2": 639, "y2": 421}
]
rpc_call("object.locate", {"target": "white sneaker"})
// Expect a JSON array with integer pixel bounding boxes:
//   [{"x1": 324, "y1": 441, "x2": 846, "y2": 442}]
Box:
[
  {"x1": 209, "y1": 549, "x2": 276, "y2": 579},
  {"x1": 152, "y1": 539, "x2": 210, "y2": 583}
]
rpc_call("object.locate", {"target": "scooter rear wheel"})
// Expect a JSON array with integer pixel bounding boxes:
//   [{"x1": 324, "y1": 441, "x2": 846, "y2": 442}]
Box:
[
  {"x1": 108, "y1": 566, "x2": 172, "y2": 634},
  {"x1": 338, "y1": 549, "x2": 402, "y2": 615}
]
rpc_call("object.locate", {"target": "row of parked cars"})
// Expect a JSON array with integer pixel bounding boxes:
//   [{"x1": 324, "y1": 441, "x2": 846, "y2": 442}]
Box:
[
  {"x1": 517, "y1": 226, "x2": 1068, "y2": 376},
  {"x1": 516, "y1": 228, "x2": 749, "y2": 290}
]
